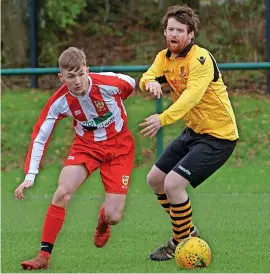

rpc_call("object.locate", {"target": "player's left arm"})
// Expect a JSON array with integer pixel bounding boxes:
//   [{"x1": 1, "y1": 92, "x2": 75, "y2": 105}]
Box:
[
  {"x1": 97, "y1": 72, "x2": 136, "y2": 99},
  {"x1": 158, "y1": 52, "x2": 214, "y2": 126},
  {"x1": 116, "y1": 73, "x2": 136, "y2": 99}
]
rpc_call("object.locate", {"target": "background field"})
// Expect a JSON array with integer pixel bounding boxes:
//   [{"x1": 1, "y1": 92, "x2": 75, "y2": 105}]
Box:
[{"x1": 1, "y1": 91, "x2": 270, "y2": 273}]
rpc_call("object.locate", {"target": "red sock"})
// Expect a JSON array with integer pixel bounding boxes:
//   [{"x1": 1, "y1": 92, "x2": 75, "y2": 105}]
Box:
[{"x1": 41, "y1": 204, "x2": 66, "y2": 245}]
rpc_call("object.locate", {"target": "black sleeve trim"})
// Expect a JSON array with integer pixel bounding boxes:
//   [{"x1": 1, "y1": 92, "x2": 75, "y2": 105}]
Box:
[
  {"x1": 155, "y1": 75, "x2": 167, "y2": 84},
  {"x1": 208, "y1": 53, "x2": 219, "y2": 82}
]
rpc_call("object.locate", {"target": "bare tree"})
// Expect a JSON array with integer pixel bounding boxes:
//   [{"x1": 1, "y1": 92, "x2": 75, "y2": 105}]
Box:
[
  {"x1": 159, "y1": 0, "x2": 164, "y2": 11},
  {"x1": 1, "y1": 0, "x2": 29, "y2": 67},
  {"x1": 104, "y1": 0, "x2": 110, "y2": 23}
]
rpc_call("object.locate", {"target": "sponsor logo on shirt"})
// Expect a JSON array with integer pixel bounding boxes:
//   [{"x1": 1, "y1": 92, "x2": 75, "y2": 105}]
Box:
[
  {"x1": 68, "y1": 156, "x2": 75, "y2": 160},
  {"x1": 163, "y1": 69, "x2": 171, "y2": 74},
  {"x1": 81, "y1": 111, "x2": 115, "y2": 130}
]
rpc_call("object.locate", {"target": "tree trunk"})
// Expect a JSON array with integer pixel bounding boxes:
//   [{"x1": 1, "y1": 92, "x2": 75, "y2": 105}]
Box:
[
  {"x1": 158, "y1": 0, "x2": 164, "y2": 11},
  {"x1": 1, "y1": 0, "x2": 28, "y2": 67}
]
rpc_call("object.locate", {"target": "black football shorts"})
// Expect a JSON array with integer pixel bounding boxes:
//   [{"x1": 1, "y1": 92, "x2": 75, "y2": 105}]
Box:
[{"x1": 155, "y1": 127, "x2": 237, "y2": 188}]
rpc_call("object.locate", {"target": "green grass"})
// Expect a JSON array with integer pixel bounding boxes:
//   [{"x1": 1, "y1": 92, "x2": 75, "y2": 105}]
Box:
[{"x1": 1, "y1": 91, "x2": 270, "y2": 272}]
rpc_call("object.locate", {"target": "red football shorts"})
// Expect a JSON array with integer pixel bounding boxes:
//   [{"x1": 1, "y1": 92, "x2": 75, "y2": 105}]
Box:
[{"x1": 63, "y1": 129, "x2": 135, "y2": 194}]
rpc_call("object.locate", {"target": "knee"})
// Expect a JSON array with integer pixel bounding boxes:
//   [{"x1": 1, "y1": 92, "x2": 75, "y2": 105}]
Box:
[
  {"x1": 53, "y1": 185, "x2": 72, "y2": 204},
  {"x1": 147, "y1": 170, "x2": 161, "y2": 189},
  {"x1": 164, "y1": 175, "x2": 185, "y2": 194},
  {"x1": 105, "y1": 208, "x2": 123, "y2": 225}
]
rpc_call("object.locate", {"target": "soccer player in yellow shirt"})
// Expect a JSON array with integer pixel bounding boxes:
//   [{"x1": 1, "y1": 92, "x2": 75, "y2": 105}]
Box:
[{"x1": 139, "y1": 4, "x2": 239, "y2": 261}]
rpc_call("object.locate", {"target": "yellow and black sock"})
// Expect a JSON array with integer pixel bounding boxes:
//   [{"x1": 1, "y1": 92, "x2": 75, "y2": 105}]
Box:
[
  {"x1": 155, "y1": 193, "x2": 195, "y2": 231},
  {"x1": 170, "y1": 197, "x2": 192, "y2": 246},
  {"x1": 155, "y1": 193, "x2": 170, "y2": 214}
]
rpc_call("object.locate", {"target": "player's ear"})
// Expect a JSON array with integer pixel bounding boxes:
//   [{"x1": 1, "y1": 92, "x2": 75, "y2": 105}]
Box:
[
  {"x1": 164, "y1": 29, "x2": 167, "y2": 37},
  {"x1": 58, "y1": 73, "x2": 64, "y2": 82},
  {"x1": 188, "y1": 31, "x2": 194, "y2": 40},
  {"x1": 86, "y1": 66, "x2": 89, "y2": 73}
]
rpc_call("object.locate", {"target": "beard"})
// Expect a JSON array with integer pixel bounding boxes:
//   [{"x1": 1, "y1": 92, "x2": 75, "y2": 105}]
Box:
[
  {"x1": 166, "y1": 38, "x2": 189, "y2": 55},
  {"x1": 167, "y1": 40, "x2": 183, "y2": 54}
]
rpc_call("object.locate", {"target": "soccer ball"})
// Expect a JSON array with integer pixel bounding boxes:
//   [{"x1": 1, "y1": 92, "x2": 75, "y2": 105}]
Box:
[{"x1": 175, "y1": 237, "x2": 211, "y2": 269}]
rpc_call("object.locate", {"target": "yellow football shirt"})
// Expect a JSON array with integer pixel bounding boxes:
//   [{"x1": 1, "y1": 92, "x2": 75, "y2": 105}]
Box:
[{"x1": 139, "y1": 41, "x2": 239, "y2": 141}]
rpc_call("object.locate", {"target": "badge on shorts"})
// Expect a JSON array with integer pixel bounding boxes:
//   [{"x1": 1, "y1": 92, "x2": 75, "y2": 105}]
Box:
[{"x1": 122, "y1": 175, "x2": 129, "y2": 186}]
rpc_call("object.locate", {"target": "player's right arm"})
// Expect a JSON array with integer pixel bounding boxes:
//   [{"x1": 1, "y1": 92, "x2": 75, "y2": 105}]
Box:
[
  {"x1": 139, "y1": 51, "x2": 166, "y2": 98},
  {"x1": 15, "y1": 180, "x2": 35, "y2": 200},
  {"x1": 15, "y1": 90, "x2": 67, "y2": 199}
]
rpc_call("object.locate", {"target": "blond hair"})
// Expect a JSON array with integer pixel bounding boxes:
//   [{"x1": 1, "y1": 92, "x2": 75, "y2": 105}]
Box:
[
  {"x1": 162, "y1": 5, "x2": 200, "y2": 34},
  {"x1": 58, "y1": 47, "x2": 86, "y2": 71}
]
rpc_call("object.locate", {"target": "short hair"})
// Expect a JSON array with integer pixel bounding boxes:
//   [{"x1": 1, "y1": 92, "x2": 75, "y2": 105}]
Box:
[
  {"x1": 161, "y1": 5, "x2": 200, "y2": 34},
  {"x1": 58, "y1": 47, "x2": 86, "y2": 71}
]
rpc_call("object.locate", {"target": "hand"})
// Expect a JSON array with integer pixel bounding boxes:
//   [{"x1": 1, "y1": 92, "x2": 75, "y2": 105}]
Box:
[
  {"x1": 15, "y1": 180, "x2": 34, "y2": 200},
  {"x1": 139, "y1": 114, "x2": 161, "y2": 138},
  {"x1": 146, "y1": 81, "x2": 163, "y2": 99}
]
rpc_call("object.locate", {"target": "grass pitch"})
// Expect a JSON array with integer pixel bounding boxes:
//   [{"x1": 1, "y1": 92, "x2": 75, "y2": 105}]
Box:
[{"x1": 1, "y1": 90, "x2": 270, "y2": 272}]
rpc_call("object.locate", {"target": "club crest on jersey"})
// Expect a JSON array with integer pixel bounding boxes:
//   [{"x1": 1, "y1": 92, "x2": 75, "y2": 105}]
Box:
[
  {"x1": 94, "y1": 100, "x2": 106, "y2": 112},
  {"x1": 122, "y1": 175, "x2": 129, "y2": 186},
  {"x1": 179, "y1": 66, "x2": 186, "y2": 77}
]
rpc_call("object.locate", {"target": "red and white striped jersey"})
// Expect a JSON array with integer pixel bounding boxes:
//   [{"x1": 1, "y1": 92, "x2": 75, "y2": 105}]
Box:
[{"x1": 24, "y1": 72, "x2": 135, "y2": 182}]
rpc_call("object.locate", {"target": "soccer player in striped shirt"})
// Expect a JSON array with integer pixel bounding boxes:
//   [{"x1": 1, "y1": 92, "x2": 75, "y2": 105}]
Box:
[
  {"x1": 139, "y1": 5, "x2": 239, "y2": 261},
  {"x1": 14, "y1": 47, "x2": 136, "y2": 270}
]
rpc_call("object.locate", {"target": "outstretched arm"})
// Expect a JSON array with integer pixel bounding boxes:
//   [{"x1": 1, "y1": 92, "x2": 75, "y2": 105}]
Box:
[
  {"x1": 140, "y1": 51, "x2": 215, "y2": 137},
  {"x1": 91, "y1": 72, "x2": 136, "y2": 99},
  {"x1": 158, "y1": 53, "x2": 214, "y2": 126},
  {"x1": 115, "y1": 73, "x2": 136, "y2": 100},
  {"x1": 15, "y1": 91, "x2": 66, "y2": 199},
  {"x1": 139, "y1": 51, "x2": 166, "y2": 98}
]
